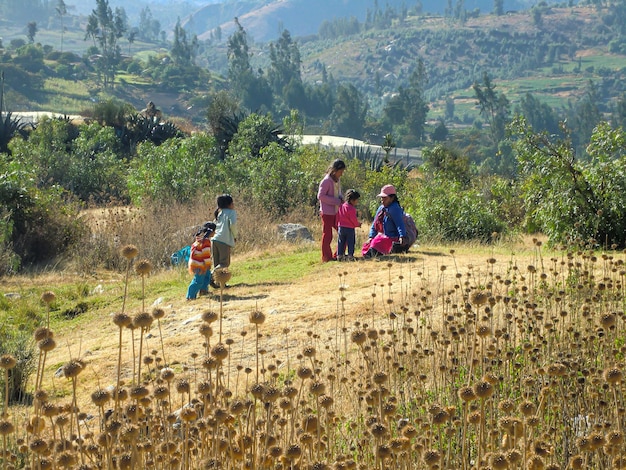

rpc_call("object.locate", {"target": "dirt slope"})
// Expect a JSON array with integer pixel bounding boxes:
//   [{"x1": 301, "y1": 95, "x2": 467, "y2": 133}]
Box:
[{"x1": 38, "y1": 237, "x2": 541, "y2": 409}]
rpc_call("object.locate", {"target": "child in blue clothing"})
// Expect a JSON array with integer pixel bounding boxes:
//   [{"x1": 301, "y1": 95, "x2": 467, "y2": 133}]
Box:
[
  {"x1": 186, "y1": 222, "x2": 216, "y2": 300},
  {"x1": 336, "y1": 189, "x2": 361, "y2": 260}
]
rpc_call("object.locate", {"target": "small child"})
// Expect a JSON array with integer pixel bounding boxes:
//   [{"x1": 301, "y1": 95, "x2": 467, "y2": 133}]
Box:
[
  {"x1": 186, "y1": 222, "x2": 216, "y2": 300},
  {"x1": 210, "y1": 194, "x2": 237, "y2": 289},
  {"x1": 336, "y1": 189, "x2": 361, "y2": 260}
]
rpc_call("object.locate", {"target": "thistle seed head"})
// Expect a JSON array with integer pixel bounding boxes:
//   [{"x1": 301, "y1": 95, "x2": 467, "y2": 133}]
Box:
[
  {"x1": 121, "y1": 245, "x2": 139, "y2": 260},
  {"x1": 41, "y1": 291, "x2": 56, "y2": 305},
  {"x1": 249, "y1": 310, "x2": 266, "y2": 325},
  {"x1": 134, "y1": 259, "x2": 152, "y2": 276},
  {"x1": 0, "y1": 354, "x2": 17, "y2": 370}
]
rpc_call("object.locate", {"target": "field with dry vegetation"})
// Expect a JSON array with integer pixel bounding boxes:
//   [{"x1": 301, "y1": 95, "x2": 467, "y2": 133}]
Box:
[{"x1": 2, "y1": 232, "x2": 626, "y2": 469}]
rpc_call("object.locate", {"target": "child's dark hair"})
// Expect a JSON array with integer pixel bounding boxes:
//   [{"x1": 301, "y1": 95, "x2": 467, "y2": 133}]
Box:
[
  {"x1": 345, "y1": 189, "x2": 360, "y2": 203},
  {"x1": 195, "y1": 221, "x2": 217, "y2": 238},
  {"x1": 214, "y1": 194, "x2": 234, "y2": 218}
]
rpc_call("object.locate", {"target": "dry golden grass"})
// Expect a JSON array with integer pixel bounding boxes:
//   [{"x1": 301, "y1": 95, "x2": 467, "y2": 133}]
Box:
[{"x1": 3, "y1": 233, "x2": 626, "y2": 469}]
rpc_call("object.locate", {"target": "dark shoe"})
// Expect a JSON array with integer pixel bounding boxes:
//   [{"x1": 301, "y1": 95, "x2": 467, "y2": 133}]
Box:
[{"x1": 199, "y1": 289, "x2": 209, "y2": 296}]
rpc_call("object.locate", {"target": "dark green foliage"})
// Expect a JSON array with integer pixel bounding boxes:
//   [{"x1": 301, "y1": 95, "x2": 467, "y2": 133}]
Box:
[
  {"x1": 0, "y1": 155, "x2": 87, "y2": 266},
  {"x1": 227, "y1": 113, "x2": 292, "y2": 176},
  {"x1": 331, "y1": 83, "x2": 368, "y2": 139},
  {"x1": 473, "y1": 72, "x2": 510, "y2": 148},
  {"x1": 268, "y1": 30, "x2": 302, "y2": 97},
  {"x1": 227, "y1": 18, "x2": 273, "y2": 112},
  {"x1": 422, "y1": 144, "x2": 471, "y2": 186},
  {"x1": 511, "y1": 117, "x2": 626, "y2": 248},
  {"x1": 0, "y1": 111, "x2": 30, "y2": 155},
  {"x1": 85, "y1": 0, "x2": 127, "y2": 87},
  {"x1": 125, "y1": 114, "x2": 185, "y2": 149},
  {"x1": 235, "y1": 143, "x2": 313, "y2": 217},
  {"x1": 515, "y1": 93, "x2": 561, "y2": 136},
  {"x1": 214, "y1": 112, "x2": 247, "y2": 160},
  {"x1": 383, "y1": 63, "x2": 429, "y2": 146},
  {"x1": 410, "y1": 177, "x2": 506, "y2": 242},
  {"x1": 128, "y1": 133, "x2": 218, "y2": 204}
]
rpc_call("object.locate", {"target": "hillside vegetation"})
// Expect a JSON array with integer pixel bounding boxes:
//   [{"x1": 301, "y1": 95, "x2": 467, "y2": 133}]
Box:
[{"x1": 1, "y1": 3, "x2": 625, "y2": 132}]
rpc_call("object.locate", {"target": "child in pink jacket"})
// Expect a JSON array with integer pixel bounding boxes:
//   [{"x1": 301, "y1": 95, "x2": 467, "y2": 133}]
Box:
[{"x1": 336, "y1": 189, "x2": 361, "y2": 260}]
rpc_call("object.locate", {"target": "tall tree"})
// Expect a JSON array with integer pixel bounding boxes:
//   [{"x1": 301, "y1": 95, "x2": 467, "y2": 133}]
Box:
[
  {"x1": 473, "y1": 72, "x2": 510, "y2": 147},
  {"x1": 27, "y1": 22, "x2": 38, "y2": 44},
  {"x1": 171, "y1": 19, "x2": 197, "y2": 66},
  {"x1": 267, "y1": 30, "x2": 302, "y2": 97},
  {"x1": 56, "y1": 0, "x2": 67, "y2": 52},
  {"x1": 330, "y1": 83, "x2": 368, "y2": 139},
  {"x1": 384, "y1": 60, "x2": 429, "y2": 145},
  {"x1": 567, "y1": 80, "x2": 602, "y2": 154},
  {"x1": 139, "y1": 7, "x2": 161, "y2": 41},
  {"x1": 227, "y1": 18, "x2": 272, "y2": 112},
  {"x1": 494, "y1": 0, "x2": 504, "y2": 16},
  {"x1": 612, "y1": 92, "x2": 626, "y2": 131},
  {"x1": 516, "y1": 93, "x2": 560, "y2": 135},
  {"x1": 84, "y1": 0, "x2": 127, "y2": 87}
]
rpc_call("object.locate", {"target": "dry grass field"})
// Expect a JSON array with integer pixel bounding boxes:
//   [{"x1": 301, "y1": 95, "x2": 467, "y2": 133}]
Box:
[{"x1": 2, "y1": 234, "x2": 626, "y2": 469}]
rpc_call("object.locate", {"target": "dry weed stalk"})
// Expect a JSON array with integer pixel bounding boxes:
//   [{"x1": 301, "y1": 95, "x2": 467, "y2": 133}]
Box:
[{"x1": 3, "y1": 245, "x2": 626, "y2": 468}]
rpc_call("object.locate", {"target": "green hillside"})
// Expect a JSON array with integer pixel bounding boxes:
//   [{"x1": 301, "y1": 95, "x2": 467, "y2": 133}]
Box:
[{"x1": 0, "y1": 3, "x2": 624, "y2": 135}]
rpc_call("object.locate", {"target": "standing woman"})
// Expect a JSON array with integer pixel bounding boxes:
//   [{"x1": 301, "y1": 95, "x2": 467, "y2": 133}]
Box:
[
  {"x1": 210, "y1": 194, "x2": 237, "y2": 288},
  {"x1": 317, "y1": 159, "x2": 346, "y2": 262}
]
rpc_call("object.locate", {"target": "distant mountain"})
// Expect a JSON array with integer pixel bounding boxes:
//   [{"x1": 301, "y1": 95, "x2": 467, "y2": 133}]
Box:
[
  {"x1": 72, "y1": 0, "x2": 578, "y2": 43},
  {"x1": 182, "y1": 0, "x2": 578, "y2": 42}
]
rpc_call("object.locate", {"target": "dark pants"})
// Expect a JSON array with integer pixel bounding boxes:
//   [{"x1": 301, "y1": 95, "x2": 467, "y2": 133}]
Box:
[
  {"x1": 337, "y1": 226, "x2": 356, "y2": 257},
  {"x1": 212, "y1": 240, "x2": 232, "y2": 269}
]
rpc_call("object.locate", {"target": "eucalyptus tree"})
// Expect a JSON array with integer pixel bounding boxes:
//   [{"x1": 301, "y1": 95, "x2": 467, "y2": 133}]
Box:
[
  {"x1": 494, "y1": 0, "x2": 504, "y2": 16},
  {"x1": 473, "y1": 72, "x2": 510, "y2": 148},
  {"x1": 171, "y1": 19, "x2": 197, "y2": 67},
  {"x1": 227, "y1": 18, "x2": 272, "y2": 111},
  {"x1": 384, "y1": 60, "x2": 429, "y2": 146},
  {"x1": 56, "y1": 0, "x2": 67, "y2": 52},
  {"x1": 84, "y1": 0, "x2": 127, "y2": 87},
  {"x1": 26, "y1": 22, "x2": 37, "y2": 44},
  {"x1": 268, "y1": 30, "x2": 302, "y2": 99},
  {"x1": 331, "y1": 83, "x2": 368, "y2": 139}
]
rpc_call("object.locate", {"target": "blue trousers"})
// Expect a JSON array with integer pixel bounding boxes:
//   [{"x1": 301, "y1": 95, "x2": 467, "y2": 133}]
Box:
[
  {"x1": 337, "y1": 227, "x2": 356, "y2": 257},
  {"x1": 187, "y1": 270, "x2": 211, "y2": 299}
]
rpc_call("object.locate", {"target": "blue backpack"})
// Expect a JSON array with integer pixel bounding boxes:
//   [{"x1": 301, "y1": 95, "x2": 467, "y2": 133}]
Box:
[{"x1": 170, "y1": 245, "x2": 191, "y2": 266}]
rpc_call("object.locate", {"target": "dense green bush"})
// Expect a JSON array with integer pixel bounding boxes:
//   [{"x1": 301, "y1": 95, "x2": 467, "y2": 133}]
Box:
[
  {"x1": 512, "y1": 118, "x2": 626, "y2": 248},
  {"x1": 407, "y1": 177, "x2": 506, "y2": 242},
  {"x1": 0, "y1": 156, "x2": 86, "y2": 269},
  {"x1": 128, "y1": 133, "x2": 219, "y2": 204},
  {"x1": 10, "y1": 120, "x2": 127, "y2": 203}
]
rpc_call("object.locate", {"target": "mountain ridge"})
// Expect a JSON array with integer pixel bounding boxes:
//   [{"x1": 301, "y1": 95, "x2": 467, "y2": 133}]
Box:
[{"x1": 181, "y1": 0, "x2": 575, "y2": 42}]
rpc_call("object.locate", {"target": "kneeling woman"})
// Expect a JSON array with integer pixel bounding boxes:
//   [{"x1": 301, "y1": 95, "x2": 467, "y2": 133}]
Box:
[{"x1": 362, "y1": 185, "x2": 406, "y2": 258}]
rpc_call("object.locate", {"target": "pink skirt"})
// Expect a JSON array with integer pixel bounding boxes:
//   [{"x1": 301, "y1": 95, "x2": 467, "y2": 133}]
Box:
[{"x1": 361, "y1": 233, "x2": 398, "y2": 256}]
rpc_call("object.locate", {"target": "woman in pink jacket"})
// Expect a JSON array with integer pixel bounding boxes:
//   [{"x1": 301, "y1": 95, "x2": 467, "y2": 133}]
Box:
[{"x1": 317, "y1": 159, "x2": 346, "y2": 262}]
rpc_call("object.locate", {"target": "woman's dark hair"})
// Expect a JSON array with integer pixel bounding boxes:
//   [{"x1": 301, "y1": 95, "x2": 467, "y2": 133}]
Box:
[
  {"x1": 345, "y1": 189, "x2": 360, "y2": 202},
  {"x1": 327, "y1": 159, "x2": 346, "y2": 174},
  {"x1": 214, "y1": 194, "x2": 233, "y2": 218}
]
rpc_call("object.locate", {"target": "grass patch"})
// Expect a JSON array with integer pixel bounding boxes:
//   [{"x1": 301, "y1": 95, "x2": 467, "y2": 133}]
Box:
[{"x1": 234, "y1": 246, "x2": 321, "y2": 285}]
